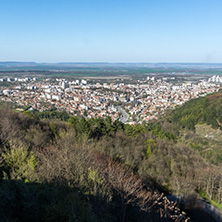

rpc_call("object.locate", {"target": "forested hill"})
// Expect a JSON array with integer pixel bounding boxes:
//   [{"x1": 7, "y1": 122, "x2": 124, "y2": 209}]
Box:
[
  {"x1": 0, "y1": 105, "x2": 221, "y2": 221},
  {"x1": 0, "y1": 109, "x2": 190, "y2": 222},
  {"x1": 170, "y1": 91, "x2": 222, "y2": 130}
]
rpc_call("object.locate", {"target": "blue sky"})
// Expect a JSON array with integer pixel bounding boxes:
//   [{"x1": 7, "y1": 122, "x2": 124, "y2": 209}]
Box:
[{"x1": 0, "y1": 0, "x2": 222, "y2": 63}]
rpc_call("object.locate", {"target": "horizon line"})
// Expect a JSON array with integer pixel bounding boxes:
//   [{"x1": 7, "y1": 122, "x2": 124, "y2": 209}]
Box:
[{"x1": 1, "y1": 61, "x2": 222, "y2": 65}]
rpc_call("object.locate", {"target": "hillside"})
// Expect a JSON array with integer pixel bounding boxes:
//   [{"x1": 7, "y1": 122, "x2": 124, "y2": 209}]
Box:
[
  {"x1": 0, "y1": 103, "x2": 222, "y2": 221},
  {"x1": 170, "y1": 91, "x2": 222, "y2": 130}
]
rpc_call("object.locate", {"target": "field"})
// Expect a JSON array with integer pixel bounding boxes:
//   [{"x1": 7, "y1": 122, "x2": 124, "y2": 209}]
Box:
[{"x1": 0, "y1": 62, "x2": 222, "y2": 79}]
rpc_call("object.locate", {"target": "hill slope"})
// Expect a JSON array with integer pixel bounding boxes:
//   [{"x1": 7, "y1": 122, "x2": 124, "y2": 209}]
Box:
[
  {"x1": 1, "y1": 103, "x2": 222, "y2": 221},
  {"x1": 170, "y1": 91, "x2": 222, "y2": 130}
]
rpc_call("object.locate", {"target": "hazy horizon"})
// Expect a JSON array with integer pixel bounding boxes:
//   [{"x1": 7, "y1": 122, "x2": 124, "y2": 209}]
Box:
[{"x1": 1, "y1": 61, "x2": 222, "y2": 65}]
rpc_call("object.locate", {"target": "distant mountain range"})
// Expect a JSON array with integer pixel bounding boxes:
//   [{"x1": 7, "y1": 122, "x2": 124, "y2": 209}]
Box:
[{"x1": 1, "y1": 62, "x2": 222, "y2": 69}]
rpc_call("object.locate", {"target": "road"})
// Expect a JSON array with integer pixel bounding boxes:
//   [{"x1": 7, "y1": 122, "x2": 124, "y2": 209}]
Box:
[{"x1": 116, "y1": 106, "x2": 129, "y2": 123}]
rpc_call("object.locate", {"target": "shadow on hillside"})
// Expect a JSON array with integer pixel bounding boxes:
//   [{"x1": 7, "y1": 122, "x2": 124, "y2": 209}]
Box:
[
  {"x1": 168, "y1": 195, "x2": 218, "y2": 222},
  {"x1": 0, "y1": 179, "x2": 217, "y2": 222},
  {"x1": 0, "y1": 179, "x2": 174, "y2": 222}
]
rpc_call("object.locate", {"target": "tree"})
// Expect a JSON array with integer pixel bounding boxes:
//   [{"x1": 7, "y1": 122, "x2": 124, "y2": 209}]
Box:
[{"x1": 2, "y1": 144, "x2": 38, "y2": 181}]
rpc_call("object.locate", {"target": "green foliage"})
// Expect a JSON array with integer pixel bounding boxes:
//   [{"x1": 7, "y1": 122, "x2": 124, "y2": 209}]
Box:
[
  {"x1": 23, "y1": 111, "x2": 36, "y2": 119},
  {"x1": 113, "y1": 119, "x2": 124, "y2": 131},
  {"x1": 124, "y1": 124, "x2": 147, "y2": 137},
  {"x1": 49, "y1": 121, "x2": 58, "y2": 137},
  {"x1": 144, "y1": 139, "x2": 156, "y2": 159},
  {"x1": 147, "y1": 122, "x2": 178, "y2": 140},
  {"x1": 189, "y1": 142, "x2": 203, "y2": 152},
  {"x1": 198, "y1": 190, "x2": 222, "y2": 211},
  {"x1": 68, "y1": 116, "x2": 123, "y2": 139},
  {"x1": 2, "y1": 145, "x2": 38, "y2": 181},
  {"x1": 146, "y1": 145, "x2": 152, "y2": 159},
  {"x1": 68, "y1": 116, "x2": 91, "y2": 138},
  {"x1": 32, "y1": 110, "x2": 70, "y2": 121},
  {"x1": 87, "y1": 168, "x2": 108, "y2": 197},
  {"x1": 88, "y1": 168, "x2": 104, "y2": 185},
  {"x1": 170, "y1": 92, "x2": 222, "y2": 130}
]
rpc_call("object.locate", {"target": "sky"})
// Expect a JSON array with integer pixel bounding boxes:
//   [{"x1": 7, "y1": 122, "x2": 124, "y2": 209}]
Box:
[{"x1": 0, "y1": 0, "x2": 222, "y2": 63}]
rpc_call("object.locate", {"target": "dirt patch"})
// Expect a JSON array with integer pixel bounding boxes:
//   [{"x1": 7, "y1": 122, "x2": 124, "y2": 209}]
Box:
[{"x1": 195, "y1": 124, "x2": 222, "y2": 142}]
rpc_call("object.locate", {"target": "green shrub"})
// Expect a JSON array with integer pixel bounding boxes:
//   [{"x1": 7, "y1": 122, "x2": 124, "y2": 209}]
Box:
[{"x1": 2, "y1": 144, "x2": 38, "y2": 181}]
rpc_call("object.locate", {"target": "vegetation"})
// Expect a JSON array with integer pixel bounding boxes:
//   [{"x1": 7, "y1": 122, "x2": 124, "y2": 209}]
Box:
[
  {"x1": 0, "y1": 109, "x2": 192, "y2": 221},
  {"x1": 3, "y1": 90, "x2": 222, "y2": 221},
  {"x1": 199, "y1": 190, "x2": 222, "y2": 211},
  {"x1": 170, "y1": 91, "x2": 222, "y2": 130}
]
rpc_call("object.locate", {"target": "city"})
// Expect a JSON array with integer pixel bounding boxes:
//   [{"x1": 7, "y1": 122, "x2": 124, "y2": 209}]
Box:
[{"x1": 0, "y1": 74, "x2": 221, "y2": 124}]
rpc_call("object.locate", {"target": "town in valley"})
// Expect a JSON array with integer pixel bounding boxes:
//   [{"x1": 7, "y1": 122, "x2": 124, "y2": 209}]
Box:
[{"x1": 0, "y1": 72, "x2": 221, "y2": 124}]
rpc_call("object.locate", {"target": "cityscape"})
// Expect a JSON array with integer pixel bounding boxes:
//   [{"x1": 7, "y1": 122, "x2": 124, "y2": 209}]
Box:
[{"x1": 0, "y1": 74, "x2": 221, "y2": 124}]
